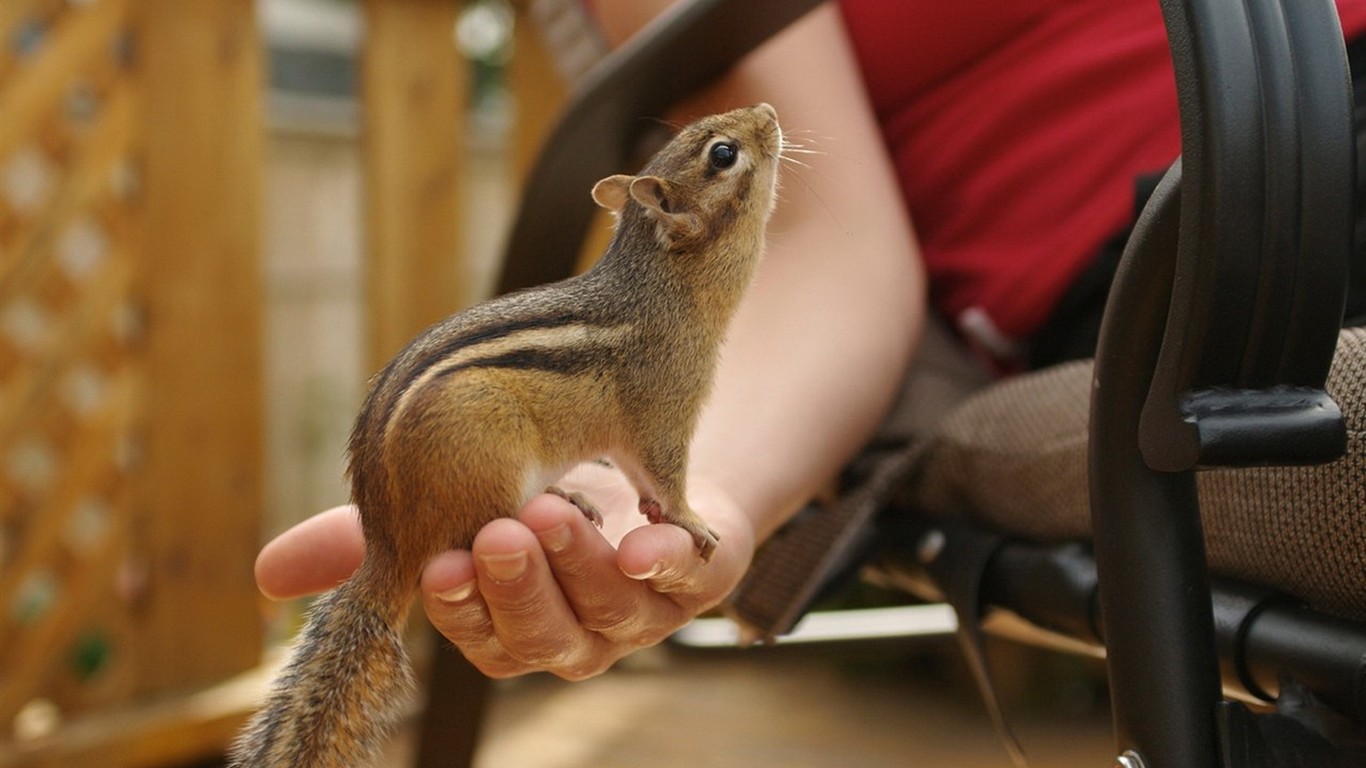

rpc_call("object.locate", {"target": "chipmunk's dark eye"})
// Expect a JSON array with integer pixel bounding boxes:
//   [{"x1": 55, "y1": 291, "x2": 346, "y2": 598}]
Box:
[{"x1": 708, "y1": 142, "x2": 738, "y2": 170}]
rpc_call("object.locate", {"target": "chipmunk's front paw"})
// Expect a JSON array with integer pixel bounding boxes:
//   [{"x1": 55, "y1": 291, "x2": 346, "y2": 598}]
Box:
[
  {"x1": 639, "y1": 499, "x2": 720, "y2": 561},
  {"x1": 546, "y1": 486, "x2": 604, "y2": 529}
]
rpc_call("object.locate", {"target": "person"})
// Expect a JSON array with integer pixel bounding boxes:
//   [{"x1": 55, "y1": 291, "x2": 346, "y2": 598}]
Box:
[{"x1": 255, "y1": 0, "x2": 1366, "y2": 682}]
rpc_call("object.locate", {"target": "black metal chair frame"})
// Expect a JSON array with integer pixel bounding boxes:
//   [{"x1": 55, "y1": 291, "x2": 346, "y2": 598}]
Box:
[{"x1": 416, "y1": 1, "x2": 1366, "y2": 765}]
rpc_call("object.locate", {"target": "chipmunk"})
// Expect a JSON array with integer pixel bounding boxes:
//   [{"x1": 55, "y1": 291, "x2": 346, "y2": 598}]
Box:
[{"x1": 228, "y1": 103, "x2": 783, "y2": 767}]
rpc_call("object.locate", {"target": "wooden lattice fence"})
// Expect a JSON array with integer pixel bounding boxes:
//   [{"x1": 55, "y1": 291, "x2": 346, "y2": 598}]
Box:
[
  {"x1": 1, "y1": 0, "x2": 143, "y2": 723},
  {"x1": 1, "y1": 0, "x2": 266, "y2": 764}
]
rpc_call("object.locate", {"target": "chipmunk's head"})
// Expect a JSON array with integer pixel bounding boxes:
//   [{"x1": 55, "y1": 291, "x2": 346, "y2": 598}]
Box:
[{"x1": 592, "y1": 103, "x2": 781, "y2": 252}]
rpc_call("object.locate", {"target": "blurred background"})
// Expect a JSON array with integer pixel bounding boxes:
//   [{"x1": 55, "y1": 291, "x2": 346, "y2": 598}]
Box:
[{"x1": 0, "y1": 0, "x2": 1113, "y2": 765}]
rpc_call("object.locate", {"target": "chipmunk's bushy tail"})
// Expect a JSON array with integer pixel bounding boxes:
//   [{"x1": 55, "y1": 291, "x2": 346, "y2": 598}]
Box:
[{"x1": 228, "y1": 560, "x2": 414, "y2": 768}]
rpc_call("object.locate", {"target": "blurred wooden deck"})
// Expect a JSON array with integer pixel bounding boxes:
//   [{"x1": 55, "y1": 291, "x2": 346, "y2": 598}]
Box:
[{"x1": 380, "y1": 637, "x2": 1115, "y2": 768}]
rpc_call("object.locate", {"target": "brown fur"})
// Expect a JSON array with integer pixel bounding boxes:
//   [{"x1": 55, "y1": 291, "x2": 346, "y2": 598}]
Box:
[{"x1": 229, "y1": 104, "x2": 782, "y2": 767}]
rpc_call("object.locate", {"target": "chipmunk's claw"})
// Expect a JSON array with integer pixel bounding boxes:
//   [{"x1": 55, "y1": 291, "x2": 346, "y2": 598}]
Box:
[
  {"x1": 692, "y1": 527, "x2": 720, "y2": 562},
  {"x1": 546, "y1": 486, "x2": 604, "y2": 529},
  {"x1": 639, "y1": 498, "x2": 664, "y2": 525}
]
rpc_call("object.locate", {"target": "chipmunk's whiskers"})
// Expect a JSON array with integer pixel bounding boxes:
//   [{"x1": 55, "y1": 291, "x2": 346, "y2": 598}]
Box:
[{"x1": 778, "y1": 134, "x2": 823, "y2": 170}]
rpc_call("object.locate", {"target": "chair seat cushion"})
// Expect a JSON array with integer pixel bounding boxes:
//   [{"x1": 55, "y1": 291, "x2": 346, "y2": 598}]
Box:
[{"x1": 909, "y1": 327, "x2": 1366, "y2": 621}]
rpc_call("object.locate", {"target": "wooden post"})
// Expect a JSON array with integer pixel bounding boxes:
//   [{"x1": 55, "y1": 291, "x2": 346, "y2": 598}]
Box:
[
  {"x1": 361, "y1": 0, "x2": 466, "y2": 372},
  {"x1": 509, "y1": 0, "x2": 568, "y2": 181},
  {"x1": 363, "y1": 2, "x2": 486, "y2": 759},
  {"x1": 359, "y1": 5, "x2": 487, "y2": 766},
  {"x1": 134, "y1": 0, "x2": 265, "y2": 694}
]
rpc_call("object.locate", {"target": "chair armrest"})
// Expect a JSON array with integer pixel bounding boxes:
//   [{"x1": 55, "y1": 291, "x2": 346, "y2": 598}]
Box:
[
  {"x1": 1139, "y1": 0, "x2": 1354, "y2": 471},
  {"x1": 497, "y1": 0, "x2": 826, "y2": 294}
]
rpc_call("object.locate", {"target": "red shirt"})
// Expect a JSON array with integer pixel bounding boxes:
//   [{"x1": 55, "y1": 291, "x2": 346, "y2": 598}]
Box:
[{"x1": 839, "y1": 0, "x2": 1366, "y2": 359}]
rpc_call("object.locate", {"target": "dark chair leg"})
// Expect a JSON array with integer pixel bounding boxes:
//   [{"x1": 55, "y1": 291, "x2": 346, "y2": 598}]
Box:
[{"x1": 413, "y1": 628, "x2": 491, "y2": 768}]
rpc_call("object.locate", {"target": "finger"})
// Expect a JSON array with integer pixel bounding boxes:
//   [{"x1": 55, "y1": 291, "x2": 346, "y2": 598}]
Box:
[
  {"x1": 420, "y1": 550, "x2": 525, "y2": 679},
  {"x1": 415, "y1": 516, "x2": 609, "y2": 677},
  {"x1": 616, "y1": 509, "x2": 753, "y2": 610},
  {"x1": 519, "y1": 494, "x2": 686, "y2": 645},
  {"x1": 615, "y1": 518, "x2": 698, "y2": 582},
  {"x1": 255, "y1": 506, "x2": 365, "y2": 600},
  {"x1": 472, "y1": 518, "x2": 616, "y2": 679}
]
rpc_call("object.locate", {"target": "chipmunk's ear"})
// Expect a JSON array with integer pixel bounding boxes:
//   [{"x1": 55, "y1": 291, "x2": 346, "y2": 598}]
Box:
[
  {"x1": 628, "y1": 176, "x2": 675, "y2": 216},
  {"x1": 591, "y1": 174, "x2": 634, "y2": 213},
  {"x1": 629, "y1": 176, "x2": 701, "y2": 243}
]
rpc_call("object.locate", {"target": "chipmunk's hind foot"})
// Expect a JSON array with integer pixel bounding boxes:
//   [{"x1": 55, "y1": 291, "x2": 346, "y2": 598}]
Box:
[{"x1": 639, "y1": 498, "x2": 720, "y2": 561}]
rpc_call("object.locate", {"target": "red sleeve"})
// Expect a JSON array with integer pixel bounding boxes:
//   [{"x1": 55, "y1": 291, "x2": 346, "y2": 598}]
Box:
[{"x1": 840, "y1": 0, "x2": 1366, "y2": 359}]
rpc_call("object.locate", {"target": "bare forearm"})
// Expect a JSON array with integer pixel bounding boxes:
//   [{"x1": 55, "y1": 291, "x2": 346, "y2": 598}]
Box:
[{"x1": 693, "y1": 193, "x2": 924, "y2": 541}]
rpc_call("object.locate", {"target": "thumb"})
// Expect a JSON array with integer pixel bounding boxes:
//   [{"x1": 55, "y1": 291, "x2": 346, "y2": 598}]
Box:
[{"x1": 255, "y1": 506, "x2": 366, "y2": 600}]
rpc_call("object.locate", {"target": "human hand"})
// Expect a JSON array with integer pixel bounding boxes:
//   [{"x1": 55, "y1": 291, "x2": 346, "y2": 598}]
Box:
[{"x1": 253, "y1": 462, "x2": 756, "y2": 681}]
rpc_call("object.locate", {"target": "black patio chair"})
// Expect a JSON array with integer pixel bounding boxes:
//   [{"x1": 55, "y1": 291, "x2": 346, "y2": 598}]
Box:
[{"x1": 415, "y1": 1, "x2": 1366, "y2": 765}]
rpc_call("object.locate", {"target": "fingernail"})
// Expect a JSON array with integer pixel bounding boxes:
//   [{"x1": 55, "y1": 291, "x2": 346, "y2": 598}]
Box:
[
  {"x1": 623, "y1": 561, "x2": 662, "y2": 580},
  {"x1": 537, "y1": 523, "x2": 572, "y2": 553},
  {"x1": 479, "y1": 551, "x2": 528, "y2": 583},
  {"x1": 435, "y1": 579, "x2": 477, "y2": 603}
]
